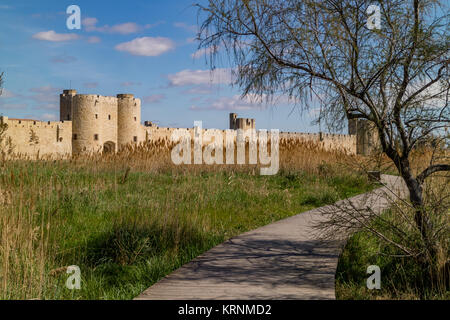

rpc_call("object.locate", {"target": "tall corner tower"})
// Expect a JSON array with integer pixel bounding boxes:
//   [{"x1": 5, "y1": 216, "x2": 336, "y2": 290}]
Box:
[
  {"x1": 71, "y1": 94, "x2": 102, "y2": 154},
  {"x1": 60, "y1": 89, "x2": 77, "y2": 121},
  {"x1": 229, "y1": 113, "x2": 237, "y2": 129},
  {"x1": 348, "y1": 119, "x2": 379, "y2": 155},
  {"x1": 117, "y1": 94, "x2": 141, "y2": 148},
  {"x1": 348, "y1": 118, "x2": 358, "y2": 136}
]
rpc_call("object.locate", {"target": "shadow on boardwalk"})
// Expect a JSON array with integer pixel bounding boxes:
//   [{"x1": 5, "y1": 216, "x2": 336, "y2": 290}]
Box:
[{"x1": 136, "y1": 175, "x2": 406, "y2": 300}]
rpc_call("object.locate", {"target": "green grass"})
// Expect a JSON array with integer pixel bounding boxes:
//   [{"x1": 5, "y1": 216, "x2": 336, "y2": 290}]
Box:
[
  {"x1": 0, "y1": 161, "x2": 373, "y2": 299},
  {"x1": 336, "y1": 219, "x2": 450, "y2": 300}
]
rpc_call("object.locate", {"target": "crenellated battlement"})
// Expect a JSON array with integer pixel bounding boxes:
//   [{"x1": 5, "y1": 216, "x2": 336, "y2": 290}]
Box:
[
  {"x1": 117, "y1": 93, "x2": 134, "y2": 99},
  {"x1": 5, "y1": 118, "x2": 71, "y2": 127}
]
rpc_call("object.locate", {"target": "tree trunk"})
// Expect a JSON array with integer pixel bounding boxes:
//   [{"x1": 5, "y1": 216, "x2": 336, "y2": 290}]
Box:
[{"x1": 400, "y1": 164, "x2": 439, "y2": 294}]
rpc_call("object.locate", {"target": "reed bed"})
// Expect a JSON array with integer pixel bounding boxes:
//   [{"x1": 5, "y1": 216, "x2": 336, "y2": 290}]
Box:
[{"x1": 0, "y1": 138, "x2": 377, "y2": 299}]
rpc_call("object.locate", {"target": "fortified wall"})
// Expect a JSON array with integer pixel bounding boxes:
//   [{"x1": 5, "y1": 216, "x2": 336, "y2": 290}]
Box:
[
  {"x1": 142, "y1": 124, "x2": 358, "y2": 155},
  {"x1": 0, "y1": 117, "x2": 72, "y2": 157},
  {"x1": 0, "y1": 89, "x2": 377, "y2": 158}
]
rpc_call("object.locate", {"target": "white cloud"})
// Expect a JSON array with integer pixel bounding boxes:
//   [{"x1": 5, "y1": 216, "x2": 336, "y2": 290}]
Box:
[
  {"x1": 190, "y1": 93, "x2": 296, "y2": 111},
  {"x1": 190, "y1": 94, "x2": 265, "y2": 111},
  {"x1": 32, "y1": 30, "x2": 79, "y2": 42},
  {"x1": 168, "y1": 68, "x2": 233, "y2": 86},
  {"x1": 108, "y1": 23, "x2": 142, "y2": 34},
  {"x1": 82, "y1": 17, "x2": 98, "y2": 30},
  {"x1": 82, "y1": 17, "x2": 154, "y2": 34},
  {"x1": 143, "y1": 94, "x2": 166, "y2": 104},
  {"x1": 115, "y1": 37, "x2": 175, "y2": 57}
]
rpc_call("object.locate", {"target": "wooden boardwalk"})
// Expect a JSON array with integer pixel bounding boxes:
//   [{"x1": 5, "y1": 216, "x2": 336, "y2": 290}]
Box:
[{"x1": 136, "y1": 175, "x2": 405, "y2": 300}]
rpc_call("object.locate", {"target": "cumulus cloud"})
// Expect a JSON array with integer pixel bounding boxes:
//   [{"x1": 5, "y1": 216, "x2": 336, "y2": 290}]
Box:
[
  {"x1": 82, "y1": 17, "x2": 154, "y2": 35},
  {"x1": 168, "y1": 68, "x2": 233, "y2": 87},
  {"x1": 190, "y1": 94, "x2": 265, "y2": 111},
  {"x1": 32, "y1": 30, "x2": 79, "y2": 42},
  {"x1": 190, "y1": 93, "x2": 296, "y2": 111},
  {"x1": 143, "y1": 94, "x2": 166, "y2": 104},
  {"x1": 109, "y1": 23, "x2": 143, "y2": 34},
  {"x1": 82, "y1": 17, "x2": 98, "y2": 30},
  {"x1": 115, "y1": 37, "x2": 175, "y2": 56}
]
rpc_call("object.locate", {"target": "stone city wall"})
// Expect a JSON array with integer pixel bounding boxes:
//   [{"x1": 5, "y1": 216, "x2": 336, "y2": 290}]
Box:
[{"x1": 0, "y1": 116, "x2": 72, "y2": 158}]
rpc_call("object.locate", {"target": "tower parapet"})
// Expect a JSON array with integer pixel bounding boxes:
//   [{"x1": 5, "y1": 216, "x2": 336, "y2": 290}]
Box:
[{"x1": 117, "y1": 94, "x2": 134, "y2": 99}]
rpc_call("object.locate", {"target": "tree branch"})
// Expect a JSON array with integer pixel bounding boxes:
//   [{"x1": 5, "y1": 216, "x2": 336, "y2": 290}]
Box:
[{"x1": 417, "y1": 164, "x2": 450, "y2": 184}]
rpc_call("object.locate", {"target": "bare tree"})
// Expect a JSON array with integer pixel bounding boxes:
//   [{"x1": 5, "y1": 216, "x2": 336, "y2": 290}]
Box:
[{"x1": 197, "y1": 0, "x2": 449, "y2": 263}]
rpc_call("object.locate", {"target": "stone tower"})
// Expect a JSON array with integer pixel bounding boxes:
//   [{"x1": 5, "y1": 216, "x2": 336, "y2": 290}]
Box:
[
  {"x1": 229, "y1": 113, "x2": 255, "y2": 130},
  {"x1": 348, "y1": 119, "x2": 379, "y2": 155},
  {"x1": 60, "y1": 89, "x2": 77, "y2": 121},
  {"x1": 71, "y1": 94, "x2": 119, "y2": 154},
  {"x1": 71, "y1": 94, "x2": 103, "y2": 154},
  {"x1": 117, "y1": 94, "x2": 141, "y2": 148},
  {"x1": 229, "y1": 113, "x2": 237, "y2": 130}
]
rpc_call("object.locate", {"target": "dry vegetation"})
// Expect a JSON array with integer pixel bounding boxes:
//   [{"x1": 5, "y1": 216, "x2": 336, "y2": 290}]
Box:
[
  {"x1": 0, "y1": 135, "x2": 447, "y2": 300},
  {"x1": 0, "y1": 138, "x2": 374, "y2": 299}
]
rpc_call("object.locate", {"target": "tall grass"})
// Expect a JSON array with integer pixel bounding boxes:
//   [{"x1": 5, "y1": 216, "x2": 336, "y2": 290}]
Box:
[{"x1": 0, "y1": 138, "x2": 373, "y2": 299}]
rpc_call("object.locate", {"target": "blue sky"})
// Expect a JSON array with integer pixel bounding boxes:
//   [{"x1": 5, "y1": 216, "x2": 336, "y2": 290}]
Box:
[{"x1": 0, "y1": 0, "x2": 321, "y2": 132}]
